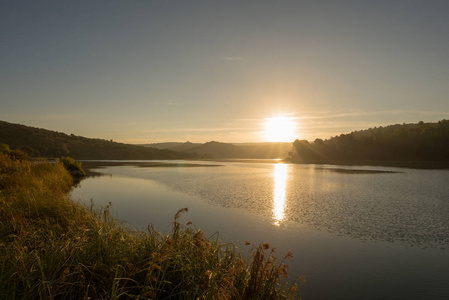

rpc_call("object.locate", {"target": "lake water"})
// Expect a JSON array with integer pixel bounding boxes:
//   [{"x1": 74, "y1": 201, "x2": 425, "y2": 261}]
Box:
[{"x1": 71, "y1": 160, "x2": 449, "y2": 299}]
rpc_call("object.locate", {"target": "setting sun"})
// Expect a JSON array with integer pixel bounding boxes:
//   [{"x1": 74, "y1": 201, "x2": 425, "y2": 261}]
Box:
[{"x1": 264, "y1": 116, "x2": 297, "y2": 142}]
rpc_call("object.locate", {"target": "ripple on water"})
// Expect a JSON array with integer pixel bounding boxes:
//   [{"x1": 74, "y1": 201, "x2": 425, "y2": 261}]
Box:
[{"x1": 94, "y1": 163, "x2": 449, "y2": 249}]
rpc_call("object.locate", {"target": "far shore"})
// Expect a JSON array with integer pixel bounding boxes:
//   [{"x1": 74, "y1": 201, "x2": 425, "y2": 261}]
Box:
[
  {"x1": 283, "y1": 159, "x2": 449, "y2": 170},
  {"x1": 79, "y1": 158, "x2": 449, "y2": 171}
]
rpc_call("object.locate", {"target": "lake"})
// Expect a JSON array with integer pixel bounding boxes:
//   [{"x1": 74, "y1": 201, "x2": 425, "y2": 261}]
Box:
[{"x1": 71, "y1": 160, "x2": 449, "y2": 299}]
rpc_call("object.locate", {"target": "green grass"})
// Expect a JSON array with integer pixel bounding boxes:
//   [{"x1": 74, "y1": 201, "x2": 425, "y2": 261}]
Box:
[{"x1": 0, "y1": 152, "x2": 302, "y2": 299}]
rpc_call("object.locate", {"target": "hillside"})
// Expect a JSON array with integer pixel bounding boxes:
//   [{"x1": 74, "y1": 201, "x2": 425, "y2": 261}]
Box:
[
  {"x1": 0, "y1": 121, "x2": 196, "y2": 160},
  {"x1": 143, "y1": 141, "x2": 292, "y2": 159},
  {"x1": 187, "y1": 141, "x2": 241, "y2": 158},
  {"x1": 142, "y1": 142, "x2": 202, "y2": 152},
  {"x1": 290, "y1": 120, "x2": 449, "y2": 164},
  {"x1": 236, "y1": 142, "x2": 292, "y2": 159}
]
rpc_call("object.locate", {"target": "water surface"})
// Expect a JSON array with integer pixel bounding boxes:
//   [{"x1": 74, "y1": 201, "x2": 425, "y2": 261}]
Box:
[{"x1": 71, "y1": 161, "x2": 449, "y2": 299}]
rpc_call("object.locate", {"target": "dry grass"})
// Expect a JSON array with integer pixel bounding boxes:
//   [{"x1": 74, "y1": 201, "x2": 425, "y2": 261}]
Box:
[{"x1": 0, "y1": 152, "x2": 302, "y2": 299}]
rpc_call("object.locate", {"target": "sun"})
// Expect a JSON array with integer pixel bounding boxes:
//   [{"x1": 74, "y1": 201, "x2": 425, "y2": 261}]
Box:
[{"x1": 264, "y1": 116, "x2": 297, "y2": 142}]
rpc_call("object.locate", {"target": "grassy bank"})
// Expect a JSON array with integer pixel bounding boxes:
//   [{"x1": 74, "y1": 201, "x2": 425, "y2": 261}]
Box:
[{"x1": 0, "y1": 152, "x2": 301, "y2": 299}]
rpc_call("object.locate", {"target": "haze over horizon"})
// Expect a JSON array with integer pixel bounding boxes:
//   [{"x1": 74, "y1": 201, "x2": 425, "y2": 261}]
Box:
[{"x1": 2, "y1": 1, "x2": 449, "y2": 143}]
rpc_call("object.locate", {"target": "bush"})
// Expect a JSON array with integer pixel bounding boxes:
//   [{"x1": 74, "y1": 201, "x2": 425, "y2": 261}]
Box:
[
  {"x1": 0, "y1": 143, "x2": 28, "y2": 161},
  {"x1": 60, "y1": 156, "x2": 86, "y2": 176}
]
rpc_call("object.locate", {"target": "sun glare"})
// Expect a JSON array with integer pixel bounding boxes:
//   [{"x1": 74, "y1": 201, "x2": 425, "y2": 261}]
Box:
[
  {"x1": 264, "y1": 116, "x2": 297, "y2": 142},
  {"x1": 273, "y1": 163, "x2": 288, "y2": 226}
]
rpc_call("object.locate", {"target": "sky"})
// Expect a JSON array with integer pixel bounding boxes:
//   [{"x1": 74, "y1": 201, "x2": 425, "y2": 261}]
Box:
[{"x1": 1, "y1": 0, "x2": 449, "y2": 143}]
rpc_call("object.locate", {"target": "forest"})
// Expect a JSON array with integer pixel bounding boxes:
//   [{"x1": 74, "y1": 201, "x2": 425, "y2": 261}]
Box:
[
  {"x1": 0, "y1": 121, "x2": 196, "y2": 160},
  {"x1": 290, "y1": 120, "x2": 449, "y2": 165}
]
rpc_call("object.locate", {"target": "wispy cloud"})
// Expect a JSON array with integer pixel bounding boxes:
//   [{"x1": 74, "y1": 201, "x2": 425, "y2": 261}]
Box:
[
  {"x1": 297, "y1": 109, "x2": 449, "y2": 120},
  {"x1": 130, "y1": 126, "x2": 258, "y2": 134},
  {"x1": 126, "y1": 121, "x2": 157, "y2": 126},
  {"x1": 147, "y1": 101, "x2": 177, "y2": 106},
  {"x1": 132, "y1": 110, "x2": 449, "y2": 142},
  {"x1": 220, "y1": 56, "x2": 243, "y2": 61},
  {"x1": 2, "y1": 113, "x2": 89, "y2": 120}
]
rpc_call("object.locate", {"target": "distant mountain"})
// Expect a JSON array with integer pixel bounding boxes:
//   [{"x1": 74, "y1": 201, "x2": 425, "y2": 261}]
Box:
[
  {"x1": 0, "y1": 121, "x2": 197, "y2": 160},
  {"x1": 141, "y1": 142, "x2": 202, "y2": 152},
  {"x1": 187, "y1": 141, "x2": 241, "y2": 158},
  {"x1": 236, "y1": 143, "x2": 292, "y2": 159},
  {"x1": 140, "y1": 142, "x2": 185, "y2": 150},
  {"x1": 290, "y1": 120, "x2": 449, "y2": 164},
  {"x1": 140, "y1": 141, "x2": 292, "y2": 159},
  {"x1": 171, "y1": 142, "x2": 202, "y2": 152}
]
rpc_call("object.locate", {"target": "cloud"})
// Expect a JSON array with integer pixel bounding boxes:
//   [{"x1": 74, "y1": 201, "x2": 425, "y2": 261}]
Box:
[
  {"x1": 2, "y1": 113, "x2": 88, "y2": 120},
  {"x1": 297, "y1": 109, "x2": 449, "y2": 120},
  {"x1": 130, "y1": 126, "x2": 258, "y2": 134},
  {"x1": 148, "y1": 101, "x2": 177, "y2": 106},
  {"x1": 220, "y1": 56, "x2": 243, "y2": 61},
  {"x1": 126, "y1": 121, "x2": 157, "y2": 126}
]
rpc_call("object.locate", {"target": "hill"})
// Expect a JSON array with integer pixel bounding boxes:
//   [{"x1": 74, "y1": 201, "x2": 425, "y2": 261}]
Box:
[
  {"x1": 289, "y1": 120, "x2": 449, "y2": 164},
  {"x1": 0, "y1": 121, "x2": 197, "y2": 160},
  {"x1": 236, "y1": 142, "x2": 292, "y2": 159},
  {"x1": 142, "y1": 141, "x2": 292, "y2": 159},
  {"x1": 142, "y1": 142, "x2": 202, "y2": 152},
  {"x1": 187, "y1": 141, "x2": 241, "y2": 158}
]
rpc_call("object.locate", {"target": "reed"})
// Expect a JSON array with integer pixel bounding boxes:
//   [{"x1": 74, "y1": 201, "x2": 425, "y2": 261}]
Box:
[{"x1": 0, "y1": 152, "x2": 302, "y2": 299}]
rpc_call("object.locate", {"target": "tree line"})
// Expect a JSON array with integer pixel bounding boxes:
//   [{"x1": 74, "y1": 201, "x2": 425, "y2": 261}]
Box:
[{"x1": 289, "y1": 120, "x2": 449, "y2": 164}]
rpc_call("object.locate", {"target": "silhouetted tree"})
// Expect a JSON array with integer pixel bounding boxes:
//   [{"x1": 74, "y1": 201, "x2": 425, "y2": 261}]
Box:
[{"x1": 290, "y1": 120, "x2": 449, "y2": 163}]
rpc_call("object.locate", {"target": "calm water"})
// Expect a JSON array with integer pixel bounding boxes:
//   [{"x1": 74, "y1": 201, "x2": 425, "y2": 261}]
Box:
[{"x1": 71, "y1": 161, "x2": 449, "y2": 299}]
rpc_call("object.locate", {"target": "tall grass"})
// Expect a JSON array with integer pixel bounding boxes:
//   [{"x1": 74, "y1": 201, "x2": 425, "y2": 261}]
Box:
[
  {"x1": 0, "y1": 152, "x2": 302, "y2": 299},
  {"x1": 60, "y1": 156, "x2": 86, "y2": 177}
]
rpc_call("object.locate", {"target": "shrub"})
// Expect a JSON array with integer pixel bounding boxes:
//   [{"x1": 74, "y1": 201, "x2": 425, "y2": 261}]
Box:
[
  {"x1": 60, "y1": 156, "x2": 86, "y2": 176},
  {"x1": 0, "y1": 143, "x2": 28, "y2": 161}
]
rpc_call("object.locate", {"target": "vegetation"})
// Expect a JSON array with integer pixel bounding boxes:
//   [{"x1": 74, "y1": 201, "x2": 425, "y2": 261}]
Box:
[
  {"x1": 0, "y1": 121, "x2": 197, "y2": 160},
  {"x1": 290, "y1": 120, "x2": 449, "y2": 165},
  {"x1": 0, "y1": 143, "x2": 28, "y2": 161},
  {"x1": 60, "y1": 156, "x2": 86, "y2": 177},
  {"x1": 0, "y1": 151, "x2": 301, "y2": 299}
]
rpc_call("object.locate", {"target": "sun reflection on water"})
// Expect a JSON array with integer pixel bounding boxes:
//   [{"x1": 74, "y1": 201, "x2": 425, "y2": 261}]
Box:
[{"x1": 273, "y1": 163, "x2": 288, "y2": 226}]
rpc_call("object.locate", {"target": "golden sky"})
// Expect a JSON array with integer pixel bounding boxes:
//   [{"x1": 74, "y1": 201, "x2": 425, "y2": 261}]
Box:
[{"x1": 1, "y1": 1, "x2": 449, "y2": 143}]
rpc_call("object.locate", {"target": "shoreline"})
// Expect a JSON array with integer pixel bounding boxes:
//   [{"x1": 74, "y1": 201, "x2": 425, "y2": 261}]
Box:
[{"x1": 282, "y1": 159, "x2": 449, "y2": 170}]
